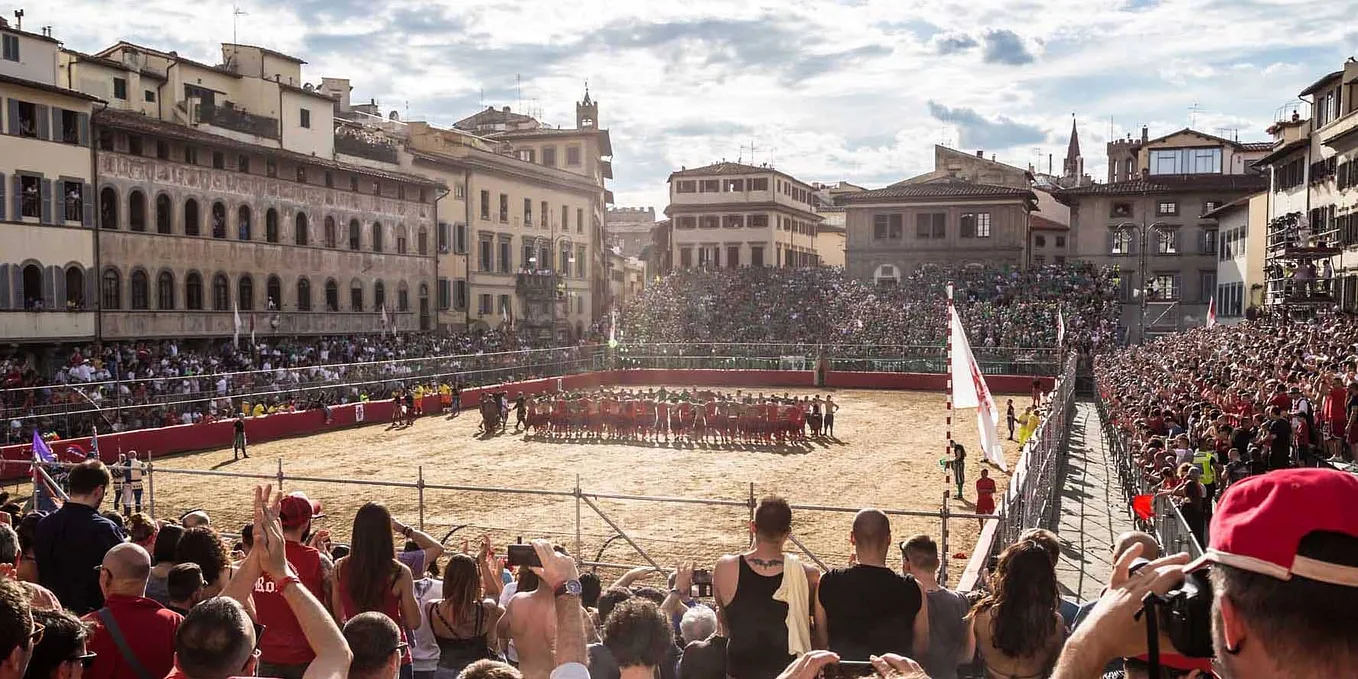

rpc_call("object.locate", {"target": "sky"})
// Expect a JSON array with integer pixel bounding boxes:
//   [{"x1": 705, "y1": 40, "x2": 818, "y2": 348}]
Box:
[{"x1": 32, "y1": 0, "x2": 1358, "y2": 211}]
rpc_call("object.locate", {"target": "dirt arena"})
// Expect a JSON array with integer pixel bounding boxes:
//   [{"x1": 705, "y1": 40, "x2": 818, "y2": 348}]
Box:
[{"x1": 145, "y1": 387, "x2": 1030, "y2": 576}]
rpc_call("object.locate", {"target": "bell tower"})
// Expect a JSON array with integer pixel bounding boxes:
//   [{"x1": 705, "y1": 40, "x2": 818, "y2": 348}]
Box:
[{"x1": 576, "y1": 82, "x2": 598, "y2": 130}]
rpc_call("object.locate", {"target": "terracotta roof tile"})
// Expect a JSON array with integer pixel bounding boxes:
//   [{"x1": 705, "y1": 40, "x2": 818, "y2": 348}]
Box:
[
  {"x1": 1056, "y1": 173, "x2": 1268, "y2": 197},
  {"x1": 839, "y1": 177, "x2": 1035, "y2": 202}
]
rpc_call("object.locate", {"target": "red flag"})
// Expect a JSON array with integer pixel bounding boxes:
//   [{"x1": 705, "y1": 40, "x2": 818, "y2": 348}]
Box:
[{"x1": 1131, "y1": 494, "x2": 1154, "y2": 521}]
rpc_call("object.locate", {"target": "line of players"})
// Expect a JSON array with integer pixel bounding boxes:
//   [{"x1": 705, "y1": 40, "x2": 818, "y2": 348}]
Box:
[{"x1": 519, "y1": 388, "x2": 840, "y2": 444}]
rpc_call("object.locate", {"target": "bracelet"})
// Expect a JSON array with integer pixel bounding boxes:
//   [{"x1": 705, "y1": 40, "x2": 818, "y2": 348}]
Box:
[
  {"x1": 276, "y1": 575, "x2": 301, "y2": 595},
  {"x1": 402, "y1": 526, "x2": 414, "y2": 538}
]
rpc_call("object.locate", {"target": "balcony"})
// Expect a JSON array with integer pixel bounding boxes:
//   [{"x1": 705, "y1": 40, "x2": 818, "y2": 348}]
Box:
[
  {"x1": 516, "y1": 271, "x2": 559, "y2": 297},
  {"x1": 199, "y1": 103, "x2": 280, "y2": 140},
  {"x1": 335, "y1": 129, "x2": 399, "y2": 163},
  {"x1": 1320, "y1": 110, "x2": 1358, "y2": 152}
]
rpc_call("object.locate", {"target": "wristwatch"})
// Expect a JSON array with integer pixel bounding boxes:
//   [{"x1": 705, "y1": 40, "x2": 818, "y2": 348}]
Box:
[{"x1": 553, "y1": 579, "x2": 582, "y2": 598}]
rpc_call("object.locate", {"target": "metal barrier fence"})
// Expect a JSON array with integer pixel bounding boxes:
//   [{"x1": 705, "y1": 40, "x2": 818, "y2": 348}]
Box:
[
  {"x1": 1091, "y1": 391, "x2": 1204, "y2": 559},
  {"x1": 997, "y1": 353, "x2": 1079, "y2": 548},
  {"x1": 614, "y1": 344, "x2": 1061, "y2": 376},
  {"x1": 10, "y1": 459, "x2": 991, "y2": 581}
]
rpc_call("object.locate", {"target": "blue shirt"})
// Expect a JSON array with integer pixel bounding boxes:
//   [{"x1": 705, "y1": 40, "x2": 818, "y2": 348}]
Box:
[{"x1": 35, "y1": 502, "x2": 126, "y2": 614}]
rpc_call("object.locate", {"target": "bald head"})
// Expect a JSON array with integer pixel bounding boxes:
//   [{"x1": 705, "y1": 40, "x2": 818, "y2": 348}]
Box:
[
  {"x1": 182, "y1": 512, "x2": 211, "y2": 528},
  {"x1": 1112, "y1": 531, "x2": 1160, "y2": 561},
  {"x1": 851, "y1": 509, "x2": 891, "y2": 554},
  {"x1": 103, "y1": 543, "x2": 152, "y2": 592}
]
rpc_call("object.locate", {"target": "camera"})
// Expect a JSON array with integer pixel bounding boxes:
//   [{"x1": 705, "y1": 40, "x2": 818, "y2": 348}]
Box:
[
  {"x1": 1130, "y1": 558, "x2": 1214, "y2": 659},
  {"x1": 691, "y1": 568, "x2": 713, "y2": 598},
  {"x1": 506, "y1": 544, "x2": 541, "y2": 568}
]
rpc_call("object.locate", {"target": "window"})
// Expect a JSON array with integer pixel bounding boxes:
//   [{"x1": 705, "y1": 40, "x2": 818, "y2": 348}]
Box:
[
  {"x1": 1110, "y1": 202, "x2": 1133, "y2": 218},
  {"x1": 437, "y1": 279, "x2": 451, "y2": 310},
  {"x1": 723, "y1": 215, "x2": 745, "y2": 228},
  {"x1": 960, "y1": 213, "x2": 991, "y2": 238},
  {"x1": 113, "y1": 77, "x2": 128, "y2": 100},
  {"x1": 562, "y1": 205, "x2": 570, "y2": 231},
  {"x1": 566, "y1": 146, "x2": 582, "y2": 166},
  {"x1": 128, "y1": 190, "x2": 146, "y2": 230},
  {"x1": 156, "y1": 141, "x2": 169, "y2": 159},
  {"x1": 1148, "y1": 274, "x2": 1178, "y2": 301},
  {"x1": 322, "y1": 217, "x2": 335, "y2": 247},
  {"x1": 1199, "y1": 229, "x2": 1217, "y2": 256},
  {"x1": 479, "y1": 239, "x2": 493, "y2": 271},
  {"x1": 186, "y1": 272, "x2": 203, "y2": 310},
  {"x1": 1199, "y1": 271, "x2": 1216, "y2": 304},
  {"x1": 497, "y1": 194, "x2": 509, "y2": 222},
  {"x1": 237, "y1": 205, "x2": 252, "y2": 240},
  {"x1": 213, "y1": 151, "x2": 224, "y2": 169},
  {"x1": 577, "y1": 246, "x2": 586, "y2": 278},
  {"x1": 497, "y1": 293, "x2": 511, "y2": 316},
  {"x1": 728, "y1": 245, "x2": 741, "y2": 268},
  {"x1": 155, "y1": 194, "x2": 171, "y2": 233},
  {"x1": 455, "y1": 223, "x2": 467, "y2": 253},
  {"x1": 128, "y1": 135, "x2": 143, "y2": 156},
  {"x1": 325, "y1": 171, "x2": 333, "y2": 188},
  {"x1": 1157, "y1": 201, "x2": 1178, "y2": 216},
  {"x1": 524, "y1": 198, "x2": 533, "y2": 225},
  {"x1": 1035, "y1": 234, "x2": 1047, "y2": 247},
  {"x1": 454, "y1": 280, "x2": 467, "y2": 310},
  {"x1": 184, "y1": 145, "x2": 198, "y2": 165},
  {"x1": 63, "y1": 181, "x2": 84, "y2": 222},
  {"x1": 57, "y1": 110, "x2": 80, "y2": 144},
  {"x1": 295, "y1": 213, "x2": 309, "y2": 245},
  {"x1": 185, "y1": 199, "x2": 200, "y2": 236},
  {"x1": 750, "y1": 178, "x2": 769, "y2": 191},
  {"x1": 1, "y1": 34, "x2": 18, "y2": 62},
  {"x1": 144, "y1": 90, "x2": 156, "y2": 103},
  {"x1": 698, "y1": 216, "x2": 719, "y2": 229},
  {"x1": 675, "y1": 216, "x2": 696, "y2": 229},
  {"x1": 1156, "y1": 229, "x2": 1179, "y2": 254},
  {"x1": 372, "y1": 222, "x2": 384, "y2": 252},
  {"x1": 560, "y1": 244, "x2": 572, "y2": 277},
  {"x1": 700, "y1": 179, "x2": 720, "y2": 193},
  {"x1": 1203, "y1": 200, "x2": 1221, "y2": 215},
  {"x1": 676, "y1": 180, "x2": 696, "y2": 194},
  {"x1": 724, "y1": 179, "x2": 745, "y2": 192},
  {"x1": 100, "y1": 187, "x2": 119, "y2": 229},
  {"x1": 1055, "y1": 235, "x2": 1066, "y2": 248},
  {"x1": 212, "y1": 274, "x2": 230, "y2": 311},
  {"x1": 577, "y1": 209, "x2": 584, "y2": 234},
  {"x1": 540, "y1": 201, "x2": 549, "y2": 228},
  {"x1": 1111, "y1": 230, "x2": 1132, "y2": 254},
  {"x1": 915, "y1": 213, "x2": 945, "y2": 239},
  {"x1": 374, "y1": 281, "x2": 386, "y2": 310},
  {"x1": 239, "y1": 156, "x2": 250, "y2": 173},
  {"x1": 517, "y1": 149, "x2": 536, "y2": 163},
  {"x1": 237, "y1": 275, "x2": 254, "y2": 311},
  {"x1": 157, "y1": 271, "x2": 175, "y2": 310},
  {"x1": 300, "y1": 108, "x2": 311, "y2": 129},
  {"x1": 542, "y1": 147, "x2": 557, "y2": 166},
  {"x1": 1149, "y1": 147, "x2": 1221, "y2": 175},
  {"x1": 350, "y1": 280, "x2": 363, "y2": 311},
  {"x1": 297, "y1": 278, "x2": 311, "y2": 311},
  {"x1": 210, "y1": 202, "x2": 226, "y2": 237},
  {"x1": 13, "y1": 101, "x2": 37, "y2": 138},
  {"x1": 398, "y1": 284, "x2": 409, "y2": 311},
  {"x1": 325, "y1": 280, "x2": 339, "y2": 311},
  {"x1": 478, "y1": 293, "x2": 492, "y2": 315},
  {"x1": 680, "y1": 248, "x2": 693, "y2": 268},
  {"x1": 499, "y1": 239, "x2": 511, "y2": 273},
  {"x1": 873, "y1": 214, "x2": 903, "y2": 239},
  {"x1": 417, "y1": 227, "x2": 427, "y2": 255},
  {"x1": 127, "y1": 270, "x2": 148, "y2": 310},
  {"x1": 101, "y1": 269, "x2": 121, "y2": 309},
  {"x1": 749, "y1": 214, "x2": 769, "y2": 228},
  {"x1": 437, "y1": 222, "x2": 450, "y2": 252},
  {"x1": 480, "y1": 190, "x2": 491, "y2": 220},
  {"x1": 297, "y1": 166, "x2": 307, "y2": 184},
  {"x1": 349, "y1": 219, "x2": 361, "y2": 250}
]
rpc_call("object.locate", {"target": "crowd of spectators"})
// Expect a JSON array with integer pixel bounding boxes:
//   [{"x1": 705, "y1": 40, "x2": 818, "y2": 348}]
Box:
[
  {"x1": 617, "y1": 264, "x2": 1120, "y2": 353},
  {"x1": 1, "y1": 462, "x2": 1353, "y2": 679},
  {"x1": 1, "y1": 331, "x2": 594, "y2": 443}
]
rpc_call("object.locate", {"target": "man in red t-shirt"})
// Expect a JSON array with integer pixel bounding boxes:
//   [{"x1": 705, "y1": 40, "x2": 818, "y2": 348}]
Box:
[
  {"x1": 83, "y1": 544, "x2": 182, "y2": 679},
  {"x1": 254, "y1": 493, "x2": 332, "y2": 679}
]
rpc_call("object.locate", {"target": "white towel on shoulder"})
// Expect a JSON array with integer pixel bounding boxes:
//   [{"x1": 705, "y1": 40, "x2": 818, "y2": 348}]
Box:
[{"x1": 771, "y1": 553, "x2": 811, "y2": 655}]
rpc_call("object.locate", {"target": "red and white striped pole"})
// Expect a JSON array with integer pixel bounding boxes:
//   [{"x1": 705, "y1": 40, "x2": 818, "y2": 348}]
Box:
[{"x1": 945, "y1": 283, "x2": 954, "y2": 499}]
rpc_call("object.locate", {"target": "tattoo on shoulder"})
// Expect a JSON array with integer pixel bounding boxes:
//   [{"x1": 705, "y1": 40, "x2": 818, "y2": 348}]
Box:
[{"x1": 747, "y1": 557, "x2": 783, "y2": 569}]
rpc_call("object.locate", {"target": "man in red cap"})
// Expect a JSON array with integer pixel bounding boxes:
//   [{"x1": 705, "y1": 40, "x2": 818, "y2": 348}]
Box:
[
  {"x1": 254, "y1": 492, "x2": 333, "y2": 679},
  {"x1": 1052, "y1": 468, "x2": 1358, "y2": 679}
]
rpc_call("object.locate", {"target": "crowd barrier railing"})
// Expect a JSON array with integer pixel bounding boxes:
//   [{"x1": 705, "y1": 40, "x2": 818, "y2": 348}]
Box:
[{"x1": 957, "y1": 353, "x2": 1079, "y2": 590}]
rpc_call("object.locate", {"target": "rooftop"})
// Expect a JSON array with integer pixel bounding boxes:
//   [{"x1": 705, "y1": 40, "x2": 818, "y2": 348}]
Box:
[
  {"x1": 1142, "y1": 127, "x2": 1270, "y2": 151},
  {"x1": 0, "y1": 72, "x2": 103, "y2": 102},
  {"x1": 222, "y1": 43, "x2": 306, "y2": 65},
  {"x1": 1299, "y1": 70, "x2": 1343, "y2": 97},
  {"x1": 839, "y1": 176, "x2": 1035, "y2": 203},
  {"x1": 0, "y1": 20, "x2": 60, "y2": 44},
  {"x1": 1056, "y1": 173, "x2": 1269, "y2": 197},
  {"x1": 1201, "y1": 193, "x2": 1258, "y2": 220},
  {"x1": 1250, "y1": 138, "x2": 1309, "y2": 167}
]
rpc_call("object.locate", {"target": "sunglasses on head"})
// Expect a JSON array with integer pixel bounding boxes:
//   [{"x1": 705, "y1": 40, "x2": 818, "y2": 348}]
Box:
[
  {"x1": 28, "y1": 620, "x2": 45, "y2": 647},
  {"x1": 68, "y1": 653, "x2": 97, "y2": 669}
]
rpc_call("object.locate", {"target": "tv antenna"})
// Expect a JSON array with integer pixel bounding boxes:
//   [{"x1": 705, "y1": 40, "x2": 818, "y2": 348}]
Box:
[
  {"x1": 232, "y1": 3, "x2": 248, "y2": 46},
  {"x1": 1188, "y1": 102, "x2": 1202, "y2": 128}
]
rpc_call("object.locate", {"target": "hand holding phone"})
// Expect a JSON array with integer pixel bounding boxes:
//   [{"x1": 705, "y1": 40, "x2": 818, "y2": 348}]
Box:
[{"x1": 506, "y1": 543, "x2": 541, "y2": 568}]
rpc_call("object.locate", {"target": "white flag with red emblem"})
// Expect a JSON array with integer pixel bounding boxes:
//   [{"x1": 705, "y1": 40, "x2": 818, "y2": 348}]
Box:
[
  {"x1": 1206, "y1": 295, "x2": 1217, "y2": 328},
  {"x1": 949, "y1": 295, "x2": 1007, "y2": 471}
]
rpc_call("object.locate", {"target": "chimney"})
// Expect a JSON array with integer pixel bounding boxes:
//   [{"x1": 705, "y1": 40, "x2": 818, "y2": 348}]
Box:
[
  {"x1": 1048, "y1": 153, "x2": 1052, "y2": 174},
  {"x1": 502, "y1": 106, "x2": 511, "y2": 113},
  {"x1": 1140, "y1": 125, "x2": 1148, "y2": 144},
  {"x1": 976, "y1": 150, "x2": 985, "y2": 158}
]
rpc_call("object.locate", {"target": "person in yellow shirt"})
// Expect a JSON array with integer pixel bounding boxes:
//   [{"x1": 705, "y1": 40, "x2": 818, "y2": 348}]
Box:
[
  {"x1": 1016, "y1": 406, "x2": 1039, "y2": 446},
  {"x1": 252, "y1": 402, "x2": 266, "y2": 417}
]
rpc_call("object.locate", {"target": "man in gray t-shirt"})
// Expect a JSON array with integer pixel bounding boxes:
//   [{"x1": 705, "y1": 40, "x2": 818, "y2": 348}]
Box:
[{"x1": 902, "y1": 535, "x2": 974, "y2": 679}]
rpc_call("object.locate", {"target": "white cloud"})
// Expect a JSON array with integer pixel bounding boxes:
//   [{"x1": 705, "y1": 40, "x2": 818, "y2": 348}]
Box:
[{"x1": 28, "y1": 0, "x2": 1358, "y2": 209}]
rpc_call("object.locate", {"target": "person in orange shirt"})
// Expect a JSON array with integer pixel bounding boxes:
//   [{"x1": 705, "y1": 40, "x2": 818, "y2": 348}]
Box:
[{"x1": 974, "y1": 469, "x2": 997, "y2": 530}]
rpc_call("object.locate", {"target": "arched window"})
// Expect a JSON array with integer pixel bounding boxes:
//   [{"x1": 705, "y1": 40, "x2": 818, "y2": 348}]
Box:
[
  {"x1": 155, "y1": 194, "x2": 172, "y2": 234},
  {"x1": 186, "y1": 272, "x2": 203, "y2": 310},
  {"x1": 297, "y1": 277, "x2": 312, "y2": 311},
  {"x1": 130, "y1": 270, "x2": 149, "y2": 309},
  {"x1": 212, "y1": 273, "x2": 229, "y2": 311},
  {"x1": 20, "y1": 264, "x2": 42, "y2": 309},
  {"x1": 325, "y1": 279, "x2": 339, "y2": 312},
  {"x1": 100, "y1": 187, "x2": 119, "y2": 229},
  {"x1": 101, "y1": 268, "x2": 121, "y2": 309},
  {"x1": 65, "y1": 267, "x2": 85, "y2": 309},
  {"x1": 128, "y1": 190, "x2": 147, "y2": 231},
  {"x1": 372, "y1": 222, "x2": 384, "y2": 253},
  {"x1": 238, "y1": 275, "x2": 254, "y2": 311},
  {"x1": 237, "y1": 205, "x2": 252, "y2": 240},
  {"x1": 417, "y1": 227, "x2": 428, "y2": 255},
  {"x1": 397, "y1": 282, "x2": 409, "y2": 312},
  {"x1": 348, "y1": 219, "x2": 361, "y2": 250},
  {"x1": 184, "y1": 199, "x2": 200, "y2": 236},
  {"x1": 266, "y1": 275, "x2": 281, "y2": 310},
  {"x1": 396, "y1": 226, "x2": 407, "y2": 254},
  {"x1": 157, "y1": 271, "x2": 175, "y2": 310},
  {"x1": 295, "y1": 213, "x2": 309, "y2": 246},
  {"x1": 324, "y1": 216, "x2": 336, "y2": 248},
  {"x1": 211, "y1": 202, "x2": 227, "y2": 238},
  {"x1": 374, "y1": 281, "x2": 386, "y2": 310},
  {"x1": 265, "y1": 208, "x2": 279, "y2": 243},
  {"x1": 350, "y1": 279, "x2": 364, "y2": 311}
]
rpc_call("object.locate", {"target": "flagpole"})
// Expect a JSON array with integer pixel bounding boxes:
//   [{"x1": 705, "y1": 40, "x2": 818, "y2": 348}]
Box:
[{"x1": 945, "y1": 283, "x2": 954, "y2": 500}]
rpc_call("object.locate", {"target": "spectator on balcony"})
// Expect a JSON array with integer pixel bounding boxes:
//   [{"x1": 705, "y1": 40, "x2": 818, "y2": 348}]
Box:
[{"x1": 813, "y1": 509, "x2": 926, "y2": 660}]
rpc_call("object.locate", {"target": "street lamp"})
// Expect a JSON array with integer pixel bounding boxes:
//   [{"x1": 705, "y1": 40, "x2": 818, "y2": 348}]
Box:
[{"x1": 1108, "y1": 216, "x2": 1174, "y2": 343}]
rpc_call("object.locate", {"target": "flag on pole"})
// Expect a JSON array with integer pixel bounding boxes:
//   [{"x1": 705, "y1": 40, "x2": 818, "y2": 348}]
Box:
[
  {"x1": 1206, "y1": 295, "x2": 1217, "y2": 328},
  {"x1": 90, "y1": 426, "x2": 100, "y2": 459},
  {"x1": 949, "y1": 302, "x2": 1008, "y2": 471},
  {"x1": 31, "y1": 430, "x2": 55, "y2": 464},
  {"x1": 250, "y1": 313, "x2": 256, "y2": 347},
  {"x1": 608, "y1": 309, "x2": 619, "y2": 349},
  {"x1": 233, "y1": 301, "x2": 242, "y2": 346},
  {"x1": 381, "y1": 305, "x2": 390, "y2": 338},
  {"x1": 1056, "y1": 307, "x2": 1066, "y2": 349}
]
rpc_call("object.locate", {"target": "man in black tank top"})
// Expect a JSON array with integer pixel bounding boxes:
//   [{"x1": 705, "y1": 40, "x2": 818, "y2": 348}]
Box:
[
  {"x1": 813, "y1": 509, "x2": 926, "y2": 661},
  {"x1": 712, "y1": 497, "x2": 821, "y2": 679}
]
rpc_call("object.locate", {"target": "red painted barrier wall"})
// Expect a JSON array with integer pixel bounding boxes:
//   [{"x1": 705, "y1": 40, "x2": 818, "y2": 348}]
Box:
[{"x1": 1, "y1": 369, "x2": 1044, "y2": 477}]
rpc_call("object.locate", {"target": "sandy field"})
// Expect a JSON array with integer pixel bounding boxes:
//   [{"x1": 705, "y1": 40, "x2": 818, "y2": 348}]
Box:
[{"x1": 143, "y1": 387, "x2": 1029, "y2": 578}]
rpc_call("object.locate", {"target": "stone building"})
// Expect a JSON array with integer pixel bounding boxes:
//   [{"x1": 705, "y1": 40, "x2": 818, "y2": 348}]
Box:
[
  {"x1": 605, "y1": 206, "x2": 656, "y2": 259},
  {"x1": 665, "y1": 161, "x2": 823, "y2": 269},
  {"x1": 70, "y1": 41, "x2": 441, "y2": 340},
  {"x1": 0, "y1": 19, "x2": 100, "y2": 342},
  {"x1": 842, "y1": 175, "x2": 1037, "y2": 282}
]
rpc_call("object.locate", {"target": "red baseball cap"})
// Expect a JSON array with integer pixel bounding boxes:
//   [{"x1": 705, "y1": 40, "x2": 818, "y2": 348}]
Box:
[
  {"x1": 279, "y1": 492, "x2": 323, "y2": 528},
  {"x1": 1185, "y1": 469, "x2": 1358, "y2": 585}
]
